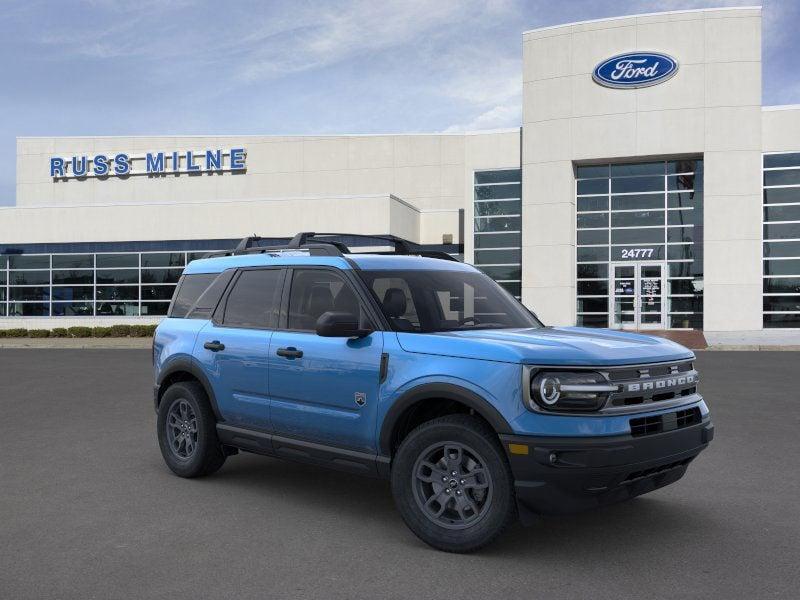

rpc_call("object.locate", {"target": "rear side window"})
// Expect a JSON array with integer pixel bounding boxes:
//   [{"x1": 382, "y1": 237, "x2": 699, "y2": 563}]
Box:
[
  {"x1": 170, "y1": 274, "x2": 217, "y2": 318},
  {"x1": 287, "y1": 269, "x2": 369, "y2": 331},
  {"x1": 222, "y1": 269, "x2": 283, "y2": 329}
]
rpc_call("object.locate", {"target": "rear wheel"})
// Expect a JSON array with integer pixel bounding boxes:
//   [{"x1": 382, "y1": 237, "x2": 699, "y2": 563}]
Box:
[
  {"x1": 157, "y1": 381, "x2": 226, "y2": 478},
  {"x1": 391, "y1": 414, "x2": 516, "y2": 552}
]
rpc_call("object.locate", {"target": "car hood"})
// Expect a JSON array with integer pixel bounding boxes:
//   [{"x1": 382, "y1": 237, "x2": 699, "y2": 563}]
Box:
[{"x1": 395, "y1": 326, "x2": 694, "y2": 366}]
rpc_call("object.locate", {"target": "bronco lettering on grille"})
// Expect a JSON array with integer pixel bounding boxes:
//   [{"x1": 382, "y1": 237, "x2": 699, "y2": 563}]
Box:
[{"x1": 627, "y1": 374, "x2": 695, "y2": 393}]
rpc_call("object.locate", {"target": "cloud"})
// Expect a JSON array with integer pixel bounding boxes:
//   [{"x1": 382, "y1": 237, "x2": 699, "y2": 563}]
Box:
[{"x1": 442, "y1": 103, "x2": 521, "y2": 132}]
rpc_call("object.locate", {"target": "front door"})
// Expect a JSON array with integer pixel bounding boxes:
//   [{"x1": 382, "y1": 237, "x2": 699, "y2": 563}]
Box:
[{"x1": 610, "y1": 262, "x2": 666, "y2": 330}]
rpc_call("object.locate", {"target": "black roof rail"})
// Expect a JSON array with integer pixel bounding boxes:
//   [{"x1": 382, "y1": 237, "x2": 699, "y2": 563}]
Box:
[{"x1": 205, "y1": 232, "x2": 459, "y2": 262}]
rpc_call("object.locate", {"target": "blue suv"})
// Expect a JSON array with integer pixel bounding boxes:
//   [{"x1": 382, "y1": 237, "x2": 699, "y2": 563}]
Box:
[{"x1": 153, "y1": 233, "x2": 713, "y2": 552}]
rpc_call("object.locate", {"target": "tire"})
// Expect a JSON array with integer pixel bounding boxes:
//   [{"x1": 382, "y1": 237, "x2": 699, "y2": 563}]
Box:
[
  {"x1": 391, "y1": 414, "x2": 517, "y2": 553},
  {"x1": 157, "y1": 381, "x2": 226, "y2": 478}
]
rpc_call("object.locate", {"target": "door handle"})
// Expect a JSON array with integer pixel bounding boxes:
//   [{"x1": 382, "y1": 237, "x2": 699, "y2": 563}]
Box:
[
  {"x1": 203, "y1": 340, "x2": 225, "y2": 352},
  {"x1": 276, "y1": 346, "x2": 303, "y2": 359}
]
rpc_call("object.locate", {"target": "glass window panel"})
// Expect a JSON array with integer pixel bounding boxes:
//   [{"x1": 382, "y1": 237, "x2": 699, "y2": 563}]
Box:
[
  {"x1": 611, "y1": 176, "x2": 663, "y2": 194},
  {"x1": 667, "y1": 160, "x2": 702, "y2": 174},
  {"x1": 667, "y1": 245, "x2": 695, "y2": 261},
  {"x1": 669, "y1": 262, "x2": 699, "y2": 277},
  {"x1": 576, "y1": 165, "x2": 608, "y2": 179},
  {"x1": 96, "y1": 254, "x2": 138, "y2": 268},
  {"x1": 668, "y1": 191, "x2": 702, "y2": 209},
  {"x1": 96, "y1": 302, "x2": 139, "y2": 316},
  {"x1": 763, "y1": 296, "x2": 800, "y2": 312},
  {"x1": 8, "y1": 302, "x2": 49, "y2": 316},
  {"x1": 577, "y1": 230, "x2": 608, "y2": 245},
  {"x1": 577, "y1": 297, "x2": 608, "y2": 312},
  {"x1": 577, "y1": 263, "x2": 608, "y2": 279},
  {"x1": 764, "y1": 170, "x2": 800, "y2": 186},
  {"x1": 187, "y1": 252, "x2": 212, "y2": 262},
  {"x1": 474, "y1": 217, "x2": 520, "y2": 233},
  {"x1": 52, "y1": 302, "x2": 94, "y2": 316},
  {"x1": 141, "y1": 268, "x2": 182, "y2": 284},
  {"x1": 763, "y1": 278, "x2": 800, "y2": 294},
  {"x1": 577, "y1": 213, "x2": 608, "y2": 228},
  {"x1": 611, "y1": 210, "x2": 664, "y2": 228},
  {"x1": 0, "y1": 272, "x2": 5, "y2": 285},
  {"x1": 667, "y1": 227, "x2": 695, "y2": 244},
  {"x1": 497, "y1": 281, "x2": 521, "y2": 296},
  {"x1": 763, "y1": 241, "x2": 800, "y2": 258},
  {"x1": 764, "y1": 314, "x2": 800, "y2": 327},
  {"x1": 474, "y1": 201, "x2": 520, "y2": 216},
  {"x1": 0, "y1": 288, "x2": 5, "y2": 301},
  {"x1": 96, "y1": 269, "x2": 138, "y2": 284},
  {"x1": 670, "y1": 279, "x2": 703, "y2": 295},
  {"x1": 96, "y1": 286, "x2": 139, "y2": 301},
  {"x1": 52, "y1": 286, "x2": 94, "y2": 301},
  {"x1": 9, "y1": 271, "x2": 50, "y2": 285},
  {"x1": 611, "y1": 194, "x2": 663, "y2": 210},
  {"x1": 577, "y1": 314, "x2": 608, "y2": 327},
  {"x1": 611, "y1": 245, "x2": 665, "y2": 261},
  {"x1": 478, "y1": 266, "x2": 520, "y2": 281},
  {"x1": 577, "y1": 179, "x2": 608, "y2": 195},
  {"x1": 577, "y1": 281, "x2": 608, "y2": 295},
  {"x1": 52, "y1": 254, "x2": 93, "y2": 269},
  {"x1": 670, "y1": 314, "x2": 703, "y2": 329},
  {"x1": 0, "y1": 255, "x2": 6, "y2": 268},
  {"x1": 52, "y1": 270, "x2": 93, "y2": 284},
  {"x1": 611, "y1": 228, "x2": 664, "y2": 244},
  {"x1": 669, "y1": 297, "x2": 703, "y2": 312},
  {"x1": 474, "y1": 170, "x2": 520, "y2": 185},
  {"x1": 578, "y1": 246, "x2": 609, "y2": 261},
  {"x1": 764, "y1": 153, "x2": 800, "y2": 168},
  {"x1": 763, "y1": 259, "x2": 800, "y2": 275},
  {"x1": 141, "y1": 302, "x2": 171, "y2": 316},
  {"x1": 141, "y1": 253, "x2": 185, "y2": 268},
  {"x1": 141, "y1": 285, "x2": 177, "y2": 301},
  {"x1": 668, "y1": 209, "x2": 701, "y2": 226},
  {"x1": 764, "y1": 205, "x2": 800, "y2": 223},
  {"x1": 0, "y1": 304, "x2": 6, "y2": 316},
  {"x1": 763, "y1": 188, "x2": 800, "y2": 204},
  {"x1": 577, "y1": 197, "x2": 608, "y2": 212},
  {"x1": 474, "y1": 184, "x2": 521, "y2": 201},
  {"x1": 667, "y1": 174, "x2": 699, "y2": 191},
  {"x1": 9, "y1": 255, "x2": 49, "y2": 269},
  {"x1": 764, "y1": 223, "x2": 800, "y2": 240},
  {"x1": 473, "y1": 249, "x2": 521, "y2": 264},
  {"x1": 474, "y1": 233, "x2": 521, "y2": 249},
  {"x1": 611, "y1": 162, "x2": 663, "y2": 177}
]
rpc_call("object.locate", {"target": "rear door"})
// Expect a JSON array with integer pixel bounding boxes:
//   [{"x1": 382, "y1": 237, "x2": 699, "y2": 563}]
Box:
[
  {"x1": 195, "y1": 267, "x2": 285, "y2": 430},
  {"x1": 268, "y1": 267, "x2": 384, "y2": 452}
]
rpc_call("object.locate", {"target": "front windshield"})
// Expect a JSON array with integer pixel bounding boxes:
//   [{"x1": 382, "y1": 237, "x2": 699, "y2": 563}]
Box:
[{"x1": 358, "y1": 269, "x2": 542, "y2": 333}]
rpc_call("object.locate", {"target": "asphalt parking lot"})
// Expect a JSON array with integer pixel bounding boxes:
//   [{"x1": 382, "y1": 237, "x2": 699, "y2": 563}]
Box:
[{"x1": 1, "y1": 350, "x2": 798, "y2": 599}]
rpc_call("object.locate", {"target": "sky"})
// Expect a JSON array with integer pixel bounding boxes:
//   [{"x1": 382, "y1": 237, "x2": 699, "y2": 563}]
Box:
[{"x1": 1, "y1": 0, "x2": 799, "y2": 206}]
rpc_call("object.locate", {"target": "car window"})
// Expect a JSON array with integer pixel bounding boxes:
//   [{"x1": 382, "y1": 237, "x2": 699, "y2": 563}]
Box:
[
  {"x1": 359, "y1": 269, "x2": 541, "y2": 333},
  {"x1": 170, "y1": 273, "x2": 218, "y2": 318},
  {"x1": 222, "y1": 269, "x2": 283, "y2": 329},
  {"x1": 287, "y1": 269, "x2": 367, "y2": 331}
]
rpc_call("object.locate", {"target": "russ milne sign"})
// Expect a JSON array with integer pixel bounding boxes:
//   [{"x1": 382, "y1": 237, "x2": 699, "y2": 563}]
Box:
[
  {"x1": 49, "y1": 148, "x2": 246, "y2": 179},
  {"x1": 593, "y1": 52, "x2": 678, "y2": 89}
]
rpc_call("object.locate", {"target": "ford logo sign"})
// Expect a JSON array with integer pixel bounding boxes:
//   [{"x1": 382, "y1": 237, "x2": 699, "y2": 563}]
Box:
[{"x1": 593, "y1": 52, "x2": 679, "y2": 89}]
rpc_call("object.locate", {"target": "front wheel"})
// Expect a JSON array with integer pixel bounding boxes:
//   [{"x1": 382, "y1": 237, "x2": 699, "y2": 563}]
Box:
[
  {"x1": 390, "y1": 414, "x2": 517, "y2": 552},
  {"x1": 157, "y1": 381, "x2": 226, "y2": 478}
]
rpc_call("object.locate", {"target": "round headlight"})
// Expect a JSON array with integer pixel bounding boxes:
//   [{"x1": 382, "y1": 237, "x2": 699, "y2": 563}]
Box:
[{"x1": 538, "y1": 376, "x2": 561, "y2": 405}]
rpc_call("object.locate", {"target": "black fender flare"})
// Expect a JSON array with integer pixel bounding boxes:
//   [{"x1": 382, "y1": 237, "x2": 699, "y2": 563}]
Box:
[
  {"x1": 378, "y1": 383, "x2": 513, "y2": 456},
  {"x1": 156, "y1": 357, "x2": 222, "y2": 421}
]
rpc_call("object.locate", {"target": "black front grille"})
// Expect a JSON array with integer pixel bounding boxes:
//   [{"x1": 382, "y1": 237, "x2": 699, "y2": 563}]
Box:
[
  {"x1": 607, "y1": 361, "x2": 699, "y2": 409},
  {"x1": 630, "y1": 407, "x2": 701, "y2": 437}
]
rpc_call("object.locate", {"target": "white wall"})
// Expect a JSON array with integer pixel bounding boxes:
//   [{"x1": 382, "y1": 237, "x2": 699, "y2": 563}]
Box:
[{"x1": 521, "y1": 6, "x2": 764, "y2": 330}]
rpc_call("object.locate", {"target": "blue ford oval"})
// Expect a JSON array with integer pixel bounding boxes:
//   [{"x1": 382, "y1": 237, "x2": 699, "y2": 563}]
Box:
[{"x1": 593, "y1": 51, "x2": 678, "y2": 88}]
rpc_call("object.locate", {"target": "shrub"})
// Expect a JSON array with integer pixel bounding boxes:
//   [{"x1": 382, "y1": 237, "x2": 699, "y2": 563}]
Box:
[
  {"x1": 109, "y1": 324, "x2": 132, "y2": 337},
  {"x1": 50, "y1": 328, "x2": 69, "y2": 338},
  {"x1": 4, "y1": 328, "x2": 28, "y2": 337},
  {"x1": 28, "y1": 329, "x2": 51, "y2": 338},
  {"x1": 67, "y1": 326, "x2": 93, "y2": 338},
  {"x1": 92, "y1": 327, "x2": 113, "y2": 338},
  {"x1": 129, "y1": 324, "x2": 152, "y2": 337},
  {"x1": 0, "y1": 330, "x2": 6, "y2": 338}
]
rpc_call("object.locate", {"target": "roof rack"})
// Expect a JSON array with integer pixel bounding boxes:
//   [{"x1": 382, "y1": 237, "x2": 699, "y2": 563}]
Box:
[{"x1": 204, "y1": 232, "x2": 459, "y2": 261}]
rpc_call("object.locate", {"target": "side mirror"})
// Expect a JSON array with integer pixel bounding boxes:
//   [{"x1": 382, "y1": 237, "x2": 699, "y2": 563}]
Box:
[{"x1": 315, "y1": 311, "x2": 373, "y2": 338}]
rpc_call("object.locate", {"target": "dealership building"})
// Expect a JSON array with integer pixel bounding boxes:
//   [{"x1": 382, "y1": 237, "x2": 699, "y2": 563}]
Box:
[{"x1": 3, "y1": 6, "x2": 800, "y2": 338}]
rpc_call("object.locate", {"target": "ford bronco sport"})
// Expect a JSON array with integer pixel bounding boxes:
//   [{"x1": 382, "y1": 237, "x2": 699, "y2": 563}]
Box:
[{"x1": 153, "y1": 232, "x2": 713, "y2": 552}]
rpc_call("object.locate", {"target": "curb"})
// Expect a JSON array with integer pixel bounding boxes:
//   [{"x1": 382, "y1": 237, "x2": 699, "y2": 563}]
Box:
[{"x1": 0, "y1": 338, "x2": 153, "y2": 349}]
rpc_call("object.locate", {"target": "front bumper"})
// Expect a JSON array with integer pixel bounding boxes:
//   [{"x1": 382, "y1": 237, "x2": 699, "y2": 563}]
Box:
[{"x1": 500, "y1": 417, "x2": 713, "y2": 517}]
